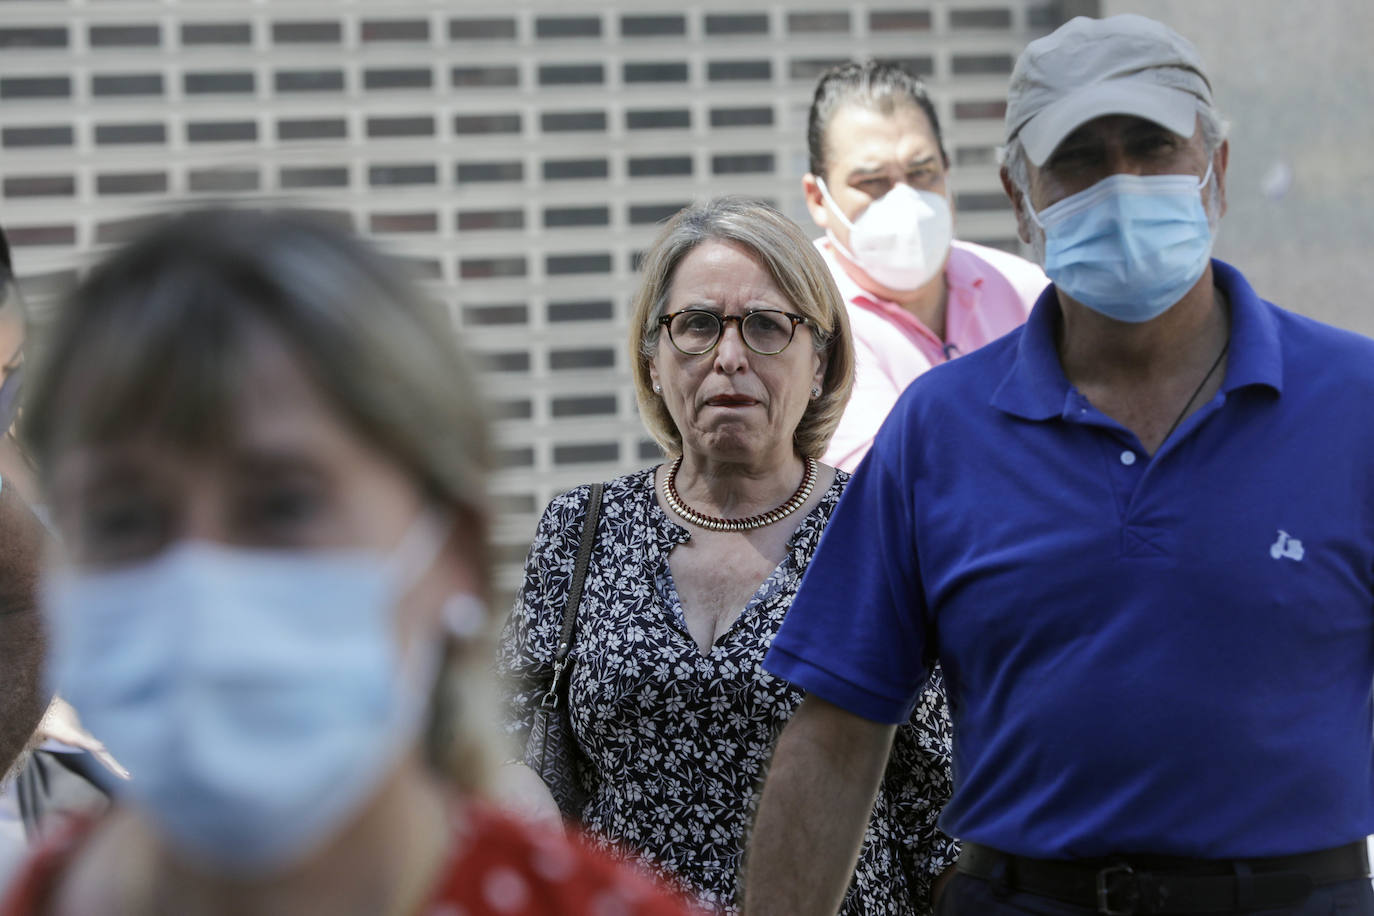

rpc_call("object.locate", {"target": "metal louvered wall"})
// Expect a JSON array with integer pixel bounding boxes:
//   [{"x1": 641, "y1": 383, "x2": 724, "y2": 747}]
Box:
[{"x1": 0, "y1": 1, "x2": 1060, "y2": 595}]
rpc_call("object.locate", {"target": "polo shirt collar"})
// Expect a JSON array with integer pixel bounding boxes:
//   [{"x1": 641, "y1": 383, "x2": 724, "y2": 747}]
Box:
[
  {"x1": 989, "y1": 283, "x2": 1069, "y2": 421},
  {"x1": 1213, "y1": 258, "x2": 1282, "y2": 395},
  {"x1": 818, "y1": 236, "x2": 985, "y2": 310},
  {"x1": 990, "y1": 258, "x2": 1283, "y2": 422}
]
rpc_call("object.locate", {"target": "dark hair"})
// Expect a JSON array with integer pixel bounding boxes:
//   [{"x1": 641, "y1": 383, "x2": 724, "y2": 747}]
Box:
[
  {"x1": 806, "y1": 60, "x2": 948, "y2": 179},
  {"x1": 0, "y1": 225, "x2": 12, "y2": 280}
]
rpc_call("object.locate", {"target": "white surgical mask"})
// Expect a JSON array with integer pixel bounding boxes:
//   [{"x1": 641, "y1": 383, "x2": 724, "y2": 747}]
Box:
[
  {"x1": 44, "y1": 511, "x2": 456, "y2": 875},
  {"x1": 817, "y1": 177, "x2": 953, "y2": 291}
]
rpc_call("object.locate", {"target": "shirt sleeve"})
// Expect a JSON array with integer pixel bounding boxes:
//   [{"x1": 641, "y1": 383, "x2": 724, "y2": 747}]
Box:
[
  {"x1": 765, "y1": 422, "x2": 932, "y2": 724},
  {"x1": 495, "y1": 486, "x2": 594, "y2": 747}
]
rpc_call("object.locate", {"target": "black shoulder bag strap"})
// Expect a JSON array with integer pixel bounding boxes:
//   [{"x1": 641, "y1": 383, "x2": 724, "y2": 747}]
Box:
[{"x1": 540, "y1": 482, "x2": 604, "y2": 711}]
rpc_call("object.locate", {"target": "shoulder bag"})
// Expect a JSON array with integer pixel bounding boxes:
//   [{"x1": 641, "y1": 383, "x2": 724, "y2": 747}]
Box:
[{"x1": 523, "y1": 482, "x2": 603, "y2": 819}]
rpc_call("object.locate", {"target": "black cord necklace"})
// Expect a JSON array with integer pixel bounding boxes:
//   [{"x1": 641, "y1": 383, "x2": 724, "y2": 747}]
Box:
[{"x1": 1159, "y1": 337, "x2": 1229, "y2": 446}]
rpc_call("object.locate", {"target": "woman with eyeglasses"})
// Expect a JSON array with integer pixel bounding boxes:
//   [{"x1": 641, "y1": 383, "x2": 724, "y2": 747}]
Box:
[
  {"x1": 0, "y1": 209, "x2": 695, "y2": 916},
  {"x1": 499, "y1": 197, "x2": 959, "y2": 915}
]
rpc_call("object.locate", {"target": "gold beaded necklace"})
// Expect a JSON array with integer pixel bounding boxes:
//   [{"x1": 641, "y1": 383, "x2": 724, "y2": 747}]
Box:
[{"x1": 662, "y1": 455, "x2": 818, "y2": 532}]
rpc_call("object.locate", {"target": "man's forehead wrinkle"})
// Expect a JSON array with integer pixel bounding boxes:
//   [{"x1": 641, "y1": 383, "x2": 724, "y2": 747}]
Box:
[
  {"x1": 846, "y1": 162, "x2": 888, "y2": 176},
  {"x1": 848, "y1": 152, "x2": 938, "y2": 175}
]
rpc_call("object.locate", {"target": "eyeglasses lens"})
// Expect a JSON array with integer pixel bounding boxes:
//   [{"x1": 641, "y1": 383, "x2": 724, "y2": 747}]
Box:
[
  {"x1": 668, "y1": 311, "x2": 795, "y2": 355},
  {"x1": 741, "y1": 312, "x2": 793, "y2": 354}
]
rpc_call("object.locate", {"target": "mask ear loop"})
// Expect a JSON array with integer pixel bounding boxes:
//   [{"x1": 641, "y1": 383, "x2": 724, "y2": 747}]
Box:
[
  {"x1": 1023, "y1": 191, "x2": 1047, "y2": 230},
  {"x1": 388, "y1": 508, "x2": 471, "y2": 776},
  {"x1": 386, "y1": 506, "x2": 463, "y2": 693},
  {"x1": 814, "y1": 177, "x2": 856, "y2": 231},
  {"x1": 1196, "y1": 160, "x2": 1215, "y2": 191},
  {"x1": 814, "y1": 177, "x2": 870, "y2": 266}
]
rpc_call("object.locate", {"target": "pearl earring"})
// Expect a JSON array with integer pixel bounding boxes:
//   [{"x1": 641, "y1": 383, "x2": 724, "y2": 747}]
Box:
[
  {"x1": 811, "y1": 386, "x2": 821, "y2": 398},
  {"x1": 653, "y1": 383, "x2": 662, "y2": 394}
]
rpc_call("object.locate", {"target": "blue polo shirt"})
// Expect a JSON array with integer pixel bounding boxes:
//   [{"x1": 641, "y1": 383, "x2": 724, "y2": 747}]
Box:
[{"x1": 766, "y1": 260, "x2": 1374, "y2": 859}]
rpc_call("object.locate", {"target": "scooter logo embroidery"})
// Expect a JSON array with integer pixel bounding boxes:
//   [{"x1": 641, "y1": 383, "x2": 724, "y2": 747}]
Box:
[{"x1": 1270, "y1": 530, "x2": 1304, "y2": 561}]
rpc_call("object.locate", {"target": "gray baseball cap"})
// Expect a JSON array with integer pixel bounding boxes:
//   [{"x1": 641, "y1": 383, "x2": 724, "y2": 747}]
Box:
[{"x1": 1005, "y1": 14, "x2": 1213, "y2": 166}]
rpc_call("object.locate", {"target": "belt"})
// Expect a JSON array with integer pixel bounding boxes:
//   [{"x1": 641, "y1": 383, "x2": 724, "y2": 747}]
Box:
[{"x1": 957, "y1": 840, "x2": 1371, "y2": 915}]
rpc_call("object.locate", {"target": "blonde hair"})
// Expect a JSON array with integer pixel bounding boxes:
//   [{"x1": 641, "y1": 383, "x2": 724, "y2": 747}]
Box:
[
  {"x1": 629, "y1": 197, "x2": 854, "y2": 460},
  {"x1": 21, "y1": 207, "x2": 502, "y2": 791}
]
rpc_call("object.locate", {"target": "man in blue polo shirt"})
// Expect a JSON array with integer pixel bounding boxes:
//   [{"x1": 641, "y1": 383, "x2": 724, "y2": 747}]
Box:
[{"x1": 744, "y1": 14, "x2": 1374, "y2": 916}]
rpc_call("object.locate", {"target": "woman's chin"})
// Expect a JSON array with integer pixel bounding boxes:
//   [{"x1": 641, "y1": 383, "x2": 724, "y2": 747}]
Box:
[{"x1": 689, "y1": 431, "x2": 775, "y2": 465}]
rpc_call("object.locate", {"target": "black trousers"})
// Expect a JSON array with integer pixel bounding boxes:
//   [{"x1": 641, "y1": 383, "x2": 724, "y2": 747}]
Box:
[{"x1": 936, "y1": 871, "x2": 1374, "y2": 916}]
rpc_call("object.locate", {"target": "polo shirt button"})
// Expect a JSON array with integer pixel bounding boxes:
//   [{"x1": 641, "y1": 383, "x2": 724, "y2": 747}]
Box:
[{"x1": 1120, "y1": 450, "x2": 1137, "y2": 466}]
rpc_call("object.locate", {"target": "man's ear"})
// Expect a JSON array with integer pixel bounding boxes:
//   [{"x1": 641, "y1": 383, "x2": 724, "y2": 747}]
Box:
[
  {"x1": 1001, "y1": 166, "x2": 1033, "y2": 245},
  {"x1": 1212, "y1": 139, "x2": 1230, "y2": 220},
  {"x1": 802, "y1": 174, "x2": 830, "y2": 231}
]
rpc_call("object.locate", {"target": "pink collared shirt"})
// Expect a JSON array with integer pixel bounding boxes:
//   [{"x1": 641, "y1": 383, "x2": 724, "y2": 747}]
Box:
[{"x1": 820, "y1": 238, "x2": 1048, "y2": 472}]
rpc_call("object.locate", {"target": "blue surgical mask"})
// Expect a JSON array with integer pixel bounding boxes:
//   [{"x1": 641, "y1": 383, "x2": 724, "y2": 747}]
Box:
[
  {"x1": 44, "y1": 512, "x2": 454, "y2": 875},
  {"x1": 1027, "y1": 164, "x2": 1214, "y2": 323}
]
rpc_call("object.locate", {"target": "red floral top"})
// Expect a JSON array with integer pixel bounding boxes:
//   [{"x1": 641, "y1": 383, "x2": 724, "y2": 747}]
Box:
[{"x1": 1, "y1": 802, "x2": 698, "y2": 915}]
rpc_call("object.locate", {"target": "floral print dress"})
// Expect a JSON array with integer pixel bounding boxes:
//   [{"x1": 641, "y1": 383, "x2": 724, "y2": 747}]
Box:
[{"x1": 498, "y1": 467, "x2": 957, "y2": 915}]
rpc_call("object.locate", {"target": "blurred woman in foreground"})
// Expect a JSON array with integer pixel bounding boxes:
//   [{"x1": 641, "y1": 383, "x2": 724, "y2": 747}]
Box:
[{"x1": 1, "y1": 208, "x2": 692, "y2": 915}]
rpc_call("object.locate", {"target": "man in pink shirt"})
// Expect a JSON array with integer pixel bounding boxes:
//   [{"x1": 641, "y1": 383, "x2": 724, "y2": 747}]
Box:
[{"x1": 802, "y1": 61, "x2": 1048, "y2": 471}]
